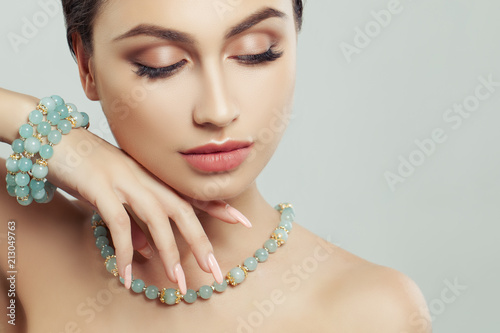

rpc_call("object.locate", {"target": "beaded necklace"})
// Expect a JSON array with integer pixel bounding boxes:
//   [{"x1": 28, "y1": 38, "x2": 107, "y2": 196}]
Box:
[{"x1": 90, "y1": 203, "x2": 294, "y2": 305}]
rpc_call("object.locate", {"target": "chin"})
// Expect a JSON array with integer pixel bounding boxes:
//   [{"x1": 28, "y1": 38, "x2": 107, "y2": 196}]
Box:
[{"x1": 163, "y1": 166, "x2": 258, "y2": 202}]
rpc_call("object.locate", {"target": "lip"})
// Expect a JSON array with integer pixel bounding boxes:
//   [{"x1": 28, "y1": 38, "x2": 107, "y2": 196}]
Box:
[{"x1": 180, "y1": 140, "x2": 253, "y2": 172}]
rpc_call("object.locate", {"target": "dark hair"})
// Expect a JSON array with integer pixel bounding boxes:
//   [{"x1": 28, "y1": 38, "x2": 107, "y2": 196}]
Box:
[{"x1": 62, "y1": 0, "x2": 304, "y2": 59}]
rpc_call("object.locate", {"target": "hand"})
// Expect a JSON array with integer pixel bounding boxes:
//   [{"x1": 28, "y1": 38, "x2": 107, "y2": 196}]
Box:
[{"x1": 2, "y1": 93, "x2": 252, "y2": 294}]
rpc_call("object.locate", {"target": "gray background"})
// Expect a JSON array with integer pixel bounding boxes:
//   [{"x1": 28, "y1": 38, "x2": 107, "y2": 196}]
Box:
[{"x1": 1, "y1": 0, "x2": 498, "y2": 331}]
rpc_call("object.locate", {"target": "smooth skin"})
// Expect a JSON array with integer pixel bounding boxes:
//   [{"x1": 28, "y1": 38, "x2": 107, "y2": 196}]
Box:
[{"x1": 0, "y1": 0, "x2": 432, "y2": 331}]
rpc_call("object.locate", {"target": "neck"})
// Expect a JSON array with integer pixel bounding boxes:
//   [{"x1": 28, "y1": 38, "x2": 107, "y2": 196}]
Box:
[{"x1": 132, "y1": 181, "x2": 282, "y2": 288}]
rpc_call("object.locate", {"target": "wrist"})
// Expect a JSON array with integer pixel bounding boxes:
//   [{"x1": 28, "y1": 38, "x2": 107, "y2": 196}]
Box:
[{"x1": 0, "y1": 89, "x2": 39, "y2": 144}]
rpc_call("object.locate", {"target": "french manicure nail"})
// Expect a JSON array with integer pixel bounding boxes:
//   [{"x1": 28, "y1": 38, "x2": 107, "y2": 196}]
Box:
[
  {"x1": 124, "y1": 264, "x2": 132, "y2": 290},
  {"x1": 225, "y1": 204, "x2": 252, "y2": 228},
  {"x1": 174, "y1": 263, "x2": 187, "y2": 295},
  {"x1": 207, "y1": 252, "x2": 224, "y2": 285}
]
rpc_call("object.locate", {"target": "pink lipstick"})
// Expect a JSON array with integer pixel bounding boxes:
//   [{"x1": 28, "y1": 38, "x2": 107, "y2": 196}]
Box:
[{"x1": 180, "y1": 141, "x2": 253, "y2": 172}]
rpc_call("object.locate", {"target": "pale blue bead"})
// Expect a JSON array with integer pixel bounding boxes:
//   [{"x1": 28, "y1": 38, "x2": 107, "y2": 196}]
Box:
[
  {"x1": 66, "y1": 103, "x2": 77, "y2": 113},
  {"x1": 264, "y1": 239, "x2": 278, "y2": 253},
  {"x1": 15, "y1": 173, "x2": 30, "y2": 187},
  {"x1": 47, "y1": 111, "x2": 60, "y2": 125},
  {"x1": 17, "y1": 194, "x2": 33, "y2": 206},
  {"x1": 273, "y1": 229, "x2": 288, "y2": 243},
  {"x1": 71, "y1": 111, "x2": 84, "y2": 127},
  {"x1": 213, "y1": 279, "x2": 227, "y2": 293},
  {"x1": 32, "y1": 188, "x2": 46, "y2": 200},
  {"x1": 255, "y1": 248, "x2": 268, "y2": 262},
  {"x1": 94, "y1": 226, "x2": 107, "y2": 238},
  {"x1": 95, "y1": 235, "x2": 109, "y2": 248},
  {"x1": 81, "y1": 112, "x2": 89, "y2": 127},
  {"x1": 37, "y1": 122, "x2": 51, "y2": 136},
  {"x1": 24, "y1": 137, "x2": 41, "y2": 154},
  {"x1": 244, "y1": 257, "x2": 258, "y2": 271},
  {"x1": 6, "y1": 174, "x2": 16, "y2": 187},
  {"x1": 29, "y1": 179, "x2": 45, "y2": 191},
  {"x1": 131, "y1": 279, "x2": 145, "y2": 293},
  {"x1": 279, "y1": 220, "x2": 293, "y2": 232},
  {"x1": 145, "y1": 285, "x2": 159, "y2": 300},
  {"x1": 40, "y1": 97, "x2": 56, "y2": 112},
  {"x1": 198, "y1": 285, "x2": 213, "y2": 299},
  {"x1": 100, "y1": 245, "x2": 114, "y2": 258},
  {"x1": 282, "y1": 206, "x2": 295, "y2": 217},
  {"x1": 39, "y1": 145, "x2": 54, "y2": 159},
  {"x1": 57, "y1": 119, "x2": 72, "y2": 134},
  {"x1": 6, "y1": 185, "x2": 16, "y2": 197},
  {"x1": 19, "y1": 124, "x2": 34, "y2": 138},
  {"x1": 105, "y1": 257, "x2": 116, "y2": 273},
  {"x1": 18, "y1": 158, "x2": 33, "y2": 172},
  {"x1": 15, "y1": 186, "x2": 29, "y2": 197},
  {"x1": 48, "y1": 130, "x2": 62, "y2": 144},
  {"x1": 281, "y1": 210, "x2": 294, "y2": 223},
  {"x1": 55, "y1": 104, "x2": 69, "y2": 118},
  {"x1": 31, "y1": 164, "x2": 48, "y2": 179},
  {"x1": 163, "y1": 288, "x2": 178, "y2": 305},
  {"x1": 91, "y1": 213, "x2": 102, "y2": 223},
  {"x1": 229, "y1": 267, "x2": 245, "y2": 284},
  {"x1": 51, "y1": 95, "x2": 65, "y2": 106},
  {"x1": 29, "y1": 110, "x2": 43, "y2": 125},
  {"x1": 6, "y1": 158, "x2": 19, "y2": 173},
  {"x1": 34, "y1": 193, "x2": 48, "y2": 204},
  {"x1": 183, "y1": 289, "x2": 197, "y2": 303},
  {"x1": 11, "y1": 139, "x2": 24, "y2": 154}
]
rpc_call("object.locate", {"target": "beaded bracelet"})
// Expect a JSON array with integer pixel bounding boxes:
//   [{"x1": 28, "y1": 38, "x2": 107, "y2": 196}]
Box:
[{"x1": 5, "y1": 95, "x2": 89, "y2": 206}]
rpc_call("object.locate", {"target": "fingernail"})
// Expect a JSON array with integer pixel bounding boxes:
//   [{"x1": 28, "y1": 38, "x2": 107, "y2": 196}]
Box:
[
  {"x1": 225, "y1": 204, "x2": 252, "y2": 228},
  {"x1": 139, "y1": 244, "x2": 154, "y2": 259},
  {"x1": 124, "y1": 264, "x2": 132, "y2": 290},
  {"x1": 174, "y1": 263, "x2": 187, "y2": 295},
  {"x1": 207, "y1": 252, "x2": 224, "y2": 285}
]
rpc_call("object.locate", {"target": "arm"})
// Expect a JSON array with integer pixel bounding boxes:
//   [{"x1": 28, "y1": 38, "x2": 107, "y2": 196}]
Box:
[{"x1": 0, "y1": 88, "x2": 39, "y2": 145}]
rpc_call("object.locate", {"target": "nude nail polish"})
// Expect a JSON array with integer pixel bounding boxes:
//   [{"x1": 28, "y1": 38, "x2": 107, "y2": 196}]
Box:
[
  {"x1": 124, "y1": 264, "x2": 132, "y2": 290},
  {"x1": 174, "y1": 263, "x2": 187, "y2": 295},
  {"x1": 207, "y1": 252, "x2": 224, "y2": 285},
  {"x1": 225, "y1": 204, "x2": 252, "y2": 228}
]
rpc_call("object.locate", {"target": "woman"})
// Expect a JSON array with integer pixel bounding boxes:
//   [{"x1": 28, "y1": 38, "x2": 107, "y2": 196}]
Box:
[{"x1": 0, "y1": 0, "x2": 432, "y2": 332}]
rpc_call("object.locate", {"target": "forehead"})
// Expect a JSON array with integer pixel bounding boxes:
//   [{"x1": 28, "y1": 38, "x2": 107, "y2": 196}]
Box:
[{"x1": 93, "y1": 0, "x2": 294, "y2": 45}]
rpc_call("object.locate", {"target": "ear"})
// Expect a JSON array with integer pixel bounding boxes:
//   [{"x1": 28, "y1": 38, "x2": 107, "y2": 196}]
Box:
[{"x1": 73, "y1": 33, "x2": 100, "y2": 101}]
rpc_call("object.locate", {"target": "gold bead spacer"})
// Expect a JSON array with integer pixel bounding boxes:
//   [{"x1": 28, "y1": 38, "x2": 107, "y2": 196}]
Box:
[
  {"x1": 37, "y1": 104, "x2": 48, "y2": 115},
  {"x1": 66, "y1": 116, "x2": 77, "y2": 127},
  {"x1": 226, "y1": 272, "x2": 237, "y2": 286},
  {"x1": 36, "y1": 159, "x2": 48, "y2": 167},
  {"x1": 33, "y1": 133, "x2": 44, "y2": 143},
  {"x1": 17, "y1": 195, "x2": 30, "y2": 202},
  {"x1": 10, "y1": 153, "x2": 22, "y2": 161}
]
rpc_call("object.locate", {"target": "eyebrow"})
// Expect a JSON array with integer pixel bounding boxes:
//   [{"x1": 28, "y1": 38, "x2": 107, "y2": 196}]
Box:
[{"x1": 112, "y1": 7, "x2": 287, "y2": 45}]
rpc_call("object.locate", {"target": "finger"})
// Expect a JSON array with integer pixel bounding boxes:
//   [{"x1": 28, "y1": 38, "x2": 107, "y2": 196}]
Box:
[
  {"x1": 128, "y1": 210, "x2": 154, "y2": 259},
  {"x1": 119, "y1": 185, "x2": 188, "y2": 294},
  {"x1": 122, "y1": 183, "x2": 224, "y2": 290},
  {"x1": 189, "y1": 198, "x2": 252, "y2": 228},
  {"x1": 94, "y1": 190, "x2": 134, "y2": 290},
  {"x1": 138, "y1": 174, "x2": 252, "y2": 228}
]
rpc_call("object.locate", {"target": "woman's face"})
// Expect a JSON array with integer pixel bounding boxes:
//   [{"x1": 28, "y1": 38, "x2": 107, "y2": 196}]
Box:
[{"x1": 89, "y1": 0, "x2": 297, "y2": 201}]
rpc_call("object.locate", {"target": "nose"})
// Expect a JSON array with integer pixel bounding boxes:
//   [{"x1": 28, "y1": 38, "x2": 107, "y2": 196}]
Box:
[{"x1": 193, "y1": 63, "x2": 239, "y2": 127}]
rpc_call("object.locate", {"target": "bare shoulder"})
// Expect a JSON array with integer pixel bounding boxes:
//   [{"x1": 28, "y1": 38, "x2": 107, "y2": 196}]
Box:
[
  {"x1": 289, "y1": 223, "x2": 432, "y2": 332},
  {"x1": 322, "y1": 244, "x2": 432, "y2": 331}
]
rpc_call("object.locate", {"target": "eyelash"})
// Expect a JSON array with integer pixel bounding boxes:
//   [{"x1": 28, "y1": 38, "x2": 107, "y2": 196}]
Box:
[{"x1": 133, "y1": 46, "x2": 284, "y2": 80}]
